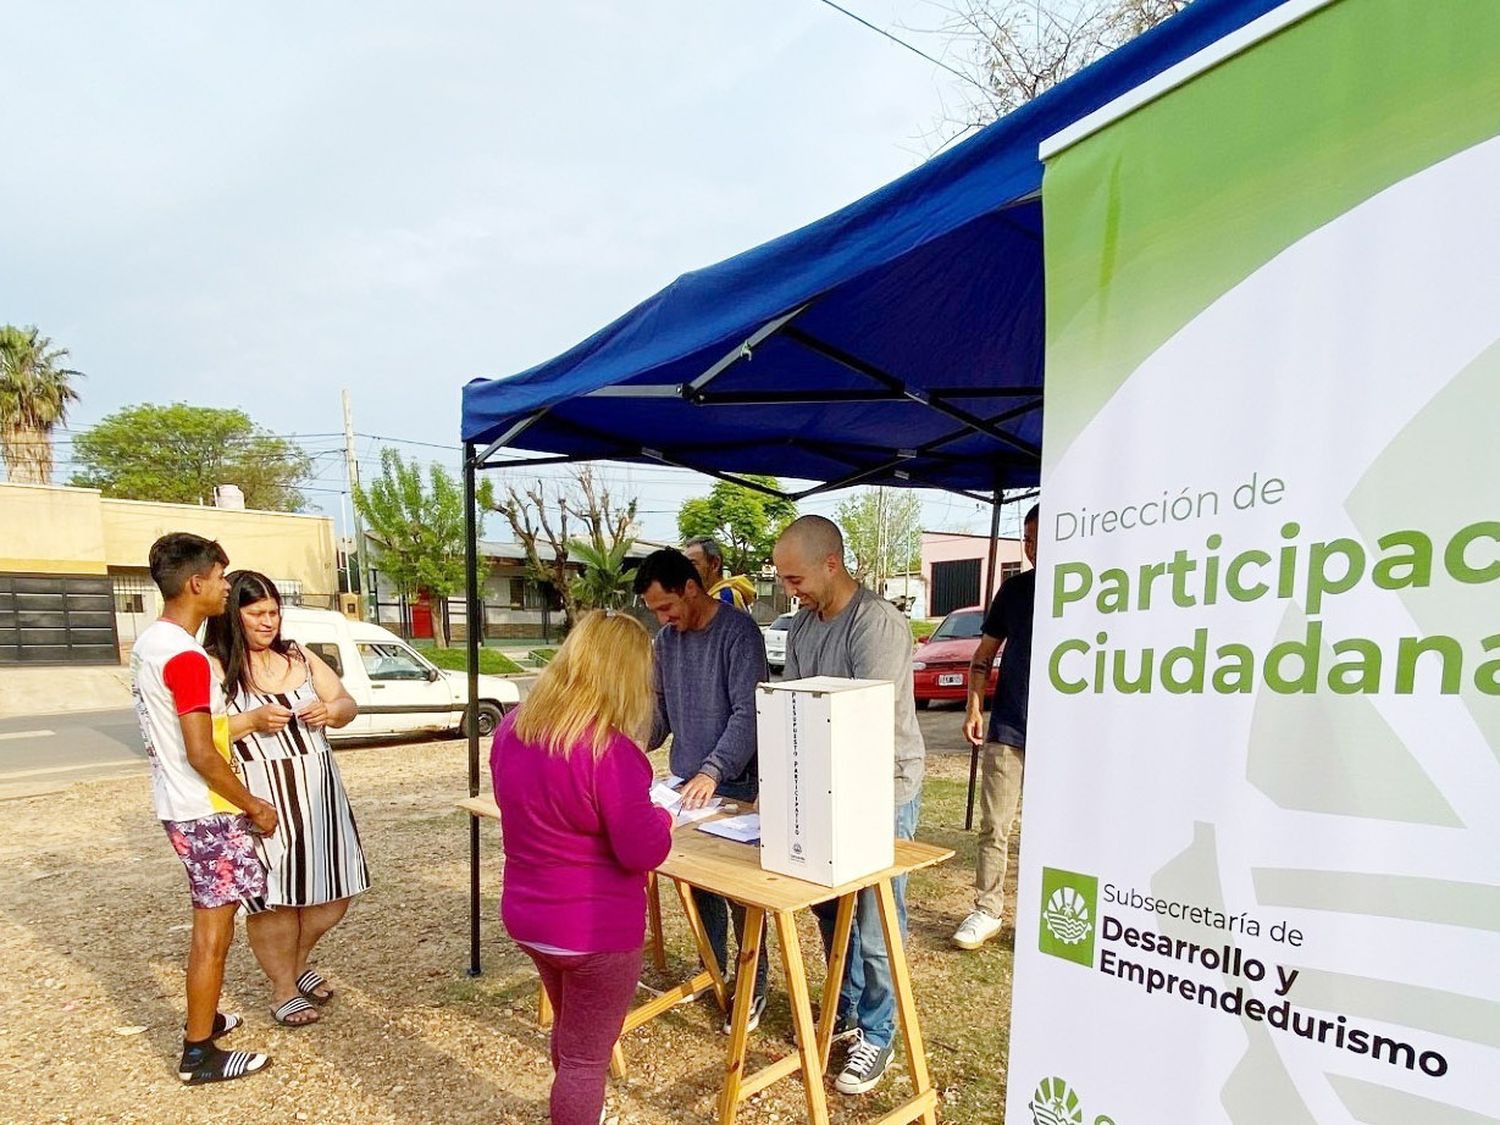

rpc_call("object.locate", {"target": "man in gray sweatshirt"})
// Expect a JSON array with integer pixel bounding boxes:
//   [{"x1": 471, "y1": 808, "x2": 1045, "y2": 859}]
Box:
[
  {"x1": 773, "y1": 515, "x2": 926, "y2": 1096},
  {"x1": 635, "y1": 549, "x2": 770, "y2": 1030}
]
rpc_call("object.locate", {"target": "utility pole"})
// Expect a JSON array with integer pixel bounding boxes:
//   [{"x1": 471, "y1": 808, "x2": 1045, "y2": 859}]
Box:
[
  {"x1": 342, "y1": 389, "x2": 369, "y2": 619},
  {"x1": 904, "y1": 520, "x2": 912, "y2": 602}
]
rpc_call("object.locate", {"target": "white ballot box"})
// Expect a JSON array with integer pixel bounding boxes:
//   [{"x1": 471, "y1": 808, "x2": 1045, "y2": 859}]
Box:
[{"x1": 755, "y1": 676, "x2": 895, "y2": 887}]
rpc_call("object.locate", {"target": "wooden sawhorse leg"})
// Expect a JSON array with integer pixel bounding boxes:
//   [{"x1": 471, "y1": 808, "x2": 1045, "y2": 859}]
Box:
[
  {"x1": 815, "y1": 892, "x2": 858, "y2": 1072},
  {"x1": 716, "y1": 905, "x2": 766, "y2": 1124},
  {"x1": 775, "y1": 909, "x2": 831, "y2": 1125},
  {"x1": 874, "y1": 877, "x2": 938, "y2": 1124},
  {"x1": 646, "y1": 870, "x2": 667, "y2": 973},
  {"x1": 674, "y1": 878, "x2": 730, "y2": 1012},
  {"x1": 716, "y1": 897, "x2": 855, "y2": 1125}
]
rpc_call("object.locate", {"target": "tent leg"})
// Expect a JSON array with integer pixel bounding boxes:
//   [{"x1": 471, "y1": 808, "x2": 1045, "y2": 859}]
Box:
[
  {"x1": 982, "y1": 486, "x2": 1003, "y2": 609},
  {"x1": 464, "y1": 443, "x2": 483, "y2": 977},
  {"x1": 965, "y1": 743, "x2": 981, "y2": 832},
  {"x1": 468, "y1": 817, "x2": 482, "y2": 977},
  {"x1": 967, "y1": 487, "x2": 1004, "y2": 831}
]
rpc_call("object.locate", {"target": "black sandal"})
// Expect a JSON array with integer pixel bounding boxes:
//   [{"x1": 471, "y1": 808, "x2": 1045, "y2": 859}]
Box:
[
  {"x1": 296, "y1": 969, "x2": 334, "y2": 1006},
  {"x1": 178, "y1": 1043, "x2": 270, "y2": 1085},
  {"x1": 182, "y1": 1012, "x2": 242, "y2": 1039},
  {"x1": 271, "y1": 995, "x2": 320, "y2": 1027}
]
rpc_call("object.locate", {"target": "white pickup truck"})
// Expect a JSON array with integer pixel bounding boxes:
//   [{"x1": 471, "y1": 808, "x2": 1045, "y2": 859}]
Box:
[{"x1": 280, "y1": 607, "x2": 520, "y2": 740}]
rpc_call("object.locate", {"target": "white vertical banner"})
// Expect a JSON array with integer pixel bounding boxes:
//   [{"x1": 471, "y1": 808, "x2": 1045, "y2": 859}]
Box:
[{"x1": 1005, "y1": 1, "x2": 1500, "y2": 1122}]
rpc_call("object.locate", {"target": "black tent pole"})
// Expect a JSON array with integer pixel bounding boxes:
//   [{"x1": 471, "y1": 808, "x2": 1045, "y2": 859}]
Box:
[
  {"x1": 464, "y1": 442, "x2": 483, "y2": 977},
  {"x1": 967, "y1": 485, "x2": 1004, "y2": 831}
]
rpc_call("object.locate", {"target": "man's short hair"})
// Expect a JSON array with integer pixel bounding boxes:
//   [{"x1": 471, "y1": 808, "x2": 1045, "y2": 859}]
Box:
[
  {"x1": 632, "y1": 548, "x2": 703, "y2": 597},
  {"x1": 149, "y1": 533, "x2": 229, "y2": 598},
  {"x1": 682, "y1": 536, "x2": 724, "y2": 566},
  {"x1": 1024, "y1": 503, "x2": 1039, "y2": 526},
  {"x1": 778, "y1": 514, "x2": 844, "y2": 562}
]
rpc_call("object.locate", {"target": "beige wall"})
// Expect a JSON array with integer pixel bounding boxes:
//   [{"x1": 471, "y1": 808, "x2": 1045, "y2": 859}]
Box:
[
  {"x1": 0, "y1": 483, "x2": 109, "y2": 574},
  {"x1": 100, "y1": 498, "x2": 337, "y2": 595},
  {"x1": 0, "y1": 482, "x2": 337, "y2": 595}
]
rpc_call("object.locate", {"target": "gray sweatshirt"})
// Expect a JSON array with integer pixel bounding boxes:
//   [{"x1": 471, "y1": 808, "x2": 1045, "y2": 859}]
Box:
[
  {"x1": 783, "y1": 586, "x2": 926, "y2": 806},
  {"x1": 649, "y1": 604, "x2": 768, "y2": 793}
]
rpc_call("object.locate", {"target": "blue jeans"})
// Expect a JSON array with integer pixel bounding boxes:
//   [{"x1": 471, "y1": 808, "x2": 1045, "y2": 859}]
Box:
[{"x1": 812, "y1": 794, "x2": 920, "y2": 1050}]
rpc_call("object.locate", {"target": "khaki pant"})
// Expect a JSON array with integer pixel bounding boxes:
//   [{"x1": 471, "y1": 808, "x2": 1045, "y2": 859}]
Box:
[{"x1": 975, "y1": 742, "x2": 1024, "y2": 918}]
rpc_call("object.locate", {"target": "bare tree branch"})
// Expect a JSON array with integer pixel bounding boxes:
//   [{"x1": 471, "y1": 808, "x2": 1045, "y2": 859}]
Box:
[
  {"x1": 920, "y1": 0, "x2": 1190, "y2": 151},
  {"x1": 490, "y1": 466, "x2": 637, "y2": 633}
]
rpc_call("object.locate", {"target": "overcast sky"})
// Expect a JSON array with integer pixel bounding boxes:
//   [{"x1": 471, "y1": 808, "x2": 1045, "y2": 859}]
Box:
[{"x1": 1, "y1": 0, "x2": 1020, "y2": 541}]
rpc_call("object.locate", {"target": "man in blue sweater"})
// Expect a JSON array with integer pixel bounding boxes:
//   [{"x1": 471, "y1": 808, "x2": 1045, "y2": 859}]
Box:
[{"x1": 634, "y1": 548, "x2": 771, "y2": 1030}]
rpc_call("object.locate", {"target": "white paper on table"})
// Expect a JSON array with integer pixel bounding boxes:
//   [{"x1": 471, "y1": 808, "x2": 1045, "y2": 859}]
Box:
[
  {"x1": 650, "y1": 778, "x2": 721, "y2": 825},
  {"x1": 649, "y1": 781, "x2": 684, "y2": 810},
  {"x1": 698, "y1": 813, "x2": 760, "y2": 844}
]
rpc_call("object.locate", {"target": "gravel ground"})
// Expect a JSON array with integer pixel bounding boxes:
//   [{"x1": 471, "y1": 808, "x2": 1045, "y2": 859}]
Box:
[{"x1": 0, "y1": 735, "x2": 1017, "y2": 1124}]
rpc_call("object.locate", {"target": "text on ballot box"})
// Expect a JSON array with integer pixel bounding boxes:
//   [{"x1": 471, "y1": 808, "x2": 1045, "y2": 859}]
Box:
[{"x1": 755, "y1": 676, "x2": 895, "y2": 887}]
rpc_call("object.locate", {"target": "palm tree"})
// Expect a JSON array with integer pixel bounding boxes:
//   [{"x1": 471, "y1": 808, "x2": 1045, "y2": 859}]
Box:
[
  {"x1": 0, "y1": 326, "x2": 83, "y2": 485},
  {"x1": 568, "y1": 537, "x2": 637, "y2": 611}
]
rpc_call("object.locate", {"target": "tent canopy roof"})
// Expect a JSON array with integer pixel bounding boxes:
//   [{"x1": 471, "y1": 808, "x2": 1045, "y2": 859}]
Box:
[{"x1": 460, "y1": 0, "x2": 1284, "y2": 498}]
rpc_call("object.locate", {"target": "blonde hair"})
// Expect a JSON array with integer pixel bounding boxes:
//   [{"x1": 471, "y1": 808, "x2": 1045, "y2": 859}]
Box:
[{"x1": 512, "y1": 610, "x2": 655, "y2": 758}]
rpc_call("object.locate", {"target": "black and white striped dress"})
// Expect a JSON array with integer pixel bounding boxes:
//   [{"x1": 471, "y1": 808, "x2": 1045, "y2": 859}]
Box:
[{"x1": 230, "y1": 655, "x2": 371, "y2": 914}]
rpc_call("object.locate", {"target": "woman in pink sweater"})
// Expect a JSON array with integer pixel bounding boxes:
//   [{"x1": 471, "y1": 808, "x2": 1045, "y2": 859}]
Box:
[{"x1": 491, "y1": 610, "x2": 674, "y2": 1125}]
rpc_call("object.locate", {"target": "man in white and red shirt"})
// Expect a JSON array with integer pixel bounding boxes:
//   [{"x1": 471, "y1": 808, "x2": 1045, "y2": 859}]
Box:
[{"x1": 132, "y1": 533, "x2": 278, "y2": 1086}]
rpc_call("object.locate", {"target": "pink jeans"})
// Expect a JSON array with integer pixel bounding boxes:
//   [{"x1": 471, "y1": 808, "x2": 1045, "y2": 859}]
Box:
[{"x1": 525, "y1": 945, "x2": 642, "y2": 1125}]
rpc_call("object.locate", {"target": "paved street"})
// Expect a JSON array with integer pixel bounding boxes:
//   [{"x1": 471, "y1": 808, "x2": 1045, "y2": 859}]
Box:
[
  {"x1": 0, "y1": 691, "x2": 975, "y2": 802},
  {"x1": 0, "y1": 707, "x2": 147, "y2": 799},
  {"x1": 915, "y1": 700, "x2": 973, "y2": 756}
]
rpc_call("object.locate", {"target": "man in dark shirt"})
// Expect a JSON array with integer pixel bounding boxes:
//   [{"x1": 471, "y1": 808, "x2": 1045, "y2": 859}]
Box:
[{"x1": 954, "y1": 504, "x2": 1038, "y2": 950}]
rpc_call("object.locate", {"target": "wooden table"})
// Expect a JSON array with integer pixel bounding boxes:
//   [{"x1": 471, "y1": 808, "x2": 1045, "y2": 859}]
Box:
[{"x1": 459, "y1": 794, "x2": 952, "y2": 1125}]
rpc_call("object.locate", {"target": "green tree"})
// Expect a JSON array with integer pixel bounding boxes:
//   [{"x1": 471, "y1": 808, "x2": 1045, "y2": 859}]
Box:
[
  {"x1": 676, "y1": 476, "x2": 796, "y2": 575},
  {"x1": 353, "y1": 448, "x2": 492, "y2": 648},
  {"x1": 0, "y1": 325, "x2": 83, "y2": 485},
  {"x1": 568, "y1": 536, "x2": 637, "y2": 611},
  {"x1": 70, "y1": 403, "x2": 311, "y2": 510},
  {"x1": 835, "y1": 487, "x2": 922, "y2": 590}
]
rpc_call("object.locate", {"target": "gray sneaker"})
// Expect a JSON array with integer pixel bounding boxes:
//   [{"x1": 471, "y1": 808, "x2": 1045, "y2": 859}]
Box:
[{"x1": 834, "y1": 1032, "x2": 893, "y2": 1095}]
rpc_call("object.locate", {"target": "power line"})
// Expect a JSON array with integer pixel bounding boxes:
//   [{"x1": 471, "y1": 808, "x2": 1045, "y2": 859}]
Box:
[
  {"x1": 358, "y1": 432, "x2": 459, "y2": 452},
  {"x1": 812, "y1": 0, "x2": 987, "y2": 92},
  {"x1": 5, "y1": 435, "x2": 345, "y2": 451}
]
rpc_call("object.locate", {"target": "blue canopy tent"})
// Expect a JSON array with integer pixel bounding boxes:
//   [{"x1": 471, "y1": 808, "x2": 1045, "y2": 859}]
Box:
[{"x1": 456, "y1": 0, "x2": 1288, "y2": 975}]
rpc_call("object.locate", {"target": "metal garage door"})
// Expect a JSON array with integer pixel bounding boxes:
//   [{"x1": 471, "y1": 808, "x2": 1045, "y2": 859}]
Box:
[
  {"x1": 0, "y1": 573, "x2": 120, "y2": 665},
  {"x1": 930, "y1": 558, "x2": 981, "y2": 619}
]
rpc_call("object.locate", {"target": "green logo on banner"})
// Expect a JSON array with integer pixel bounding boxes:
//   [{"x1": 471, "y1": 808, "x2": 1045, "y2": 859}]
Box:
[
  {"x1": 1039, "y1": 867, "x2": 1098, "y2": 967},
  {"x1": 1029, "y1": 1075, "x2": 1084, "y2": 1125}
]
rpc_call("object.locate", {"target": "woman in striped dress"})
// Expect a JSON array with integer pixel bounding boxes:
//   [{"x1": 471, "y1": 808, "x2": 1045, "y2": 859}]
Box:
[{"x1": 205, "y1": 570, "x2": 371, "y2": 1027}]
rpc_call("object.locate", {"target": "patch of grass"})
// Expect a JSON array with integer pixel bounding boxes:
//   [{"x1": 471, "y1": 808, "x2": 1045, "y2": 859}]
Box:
[
  {"x1": 911, "y1": 618, "x2": 938, "y2": 640},
  {"x1": 909, "y1": 769, "x2": 1017, "y2": 1122},
  {"x1": 419, "y1": 645, "x2": 524, "y2": 675},
  {"x1": 528, "y1": 647, "x2": 557, "y2": 666}
]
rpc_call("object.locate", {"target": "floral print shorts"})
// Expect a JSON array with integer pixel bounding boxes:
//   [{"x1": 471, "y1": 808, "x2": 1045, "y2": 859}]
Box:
[{"x1": 162, "y1": 813, "x2": 267, "y2": 909}]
